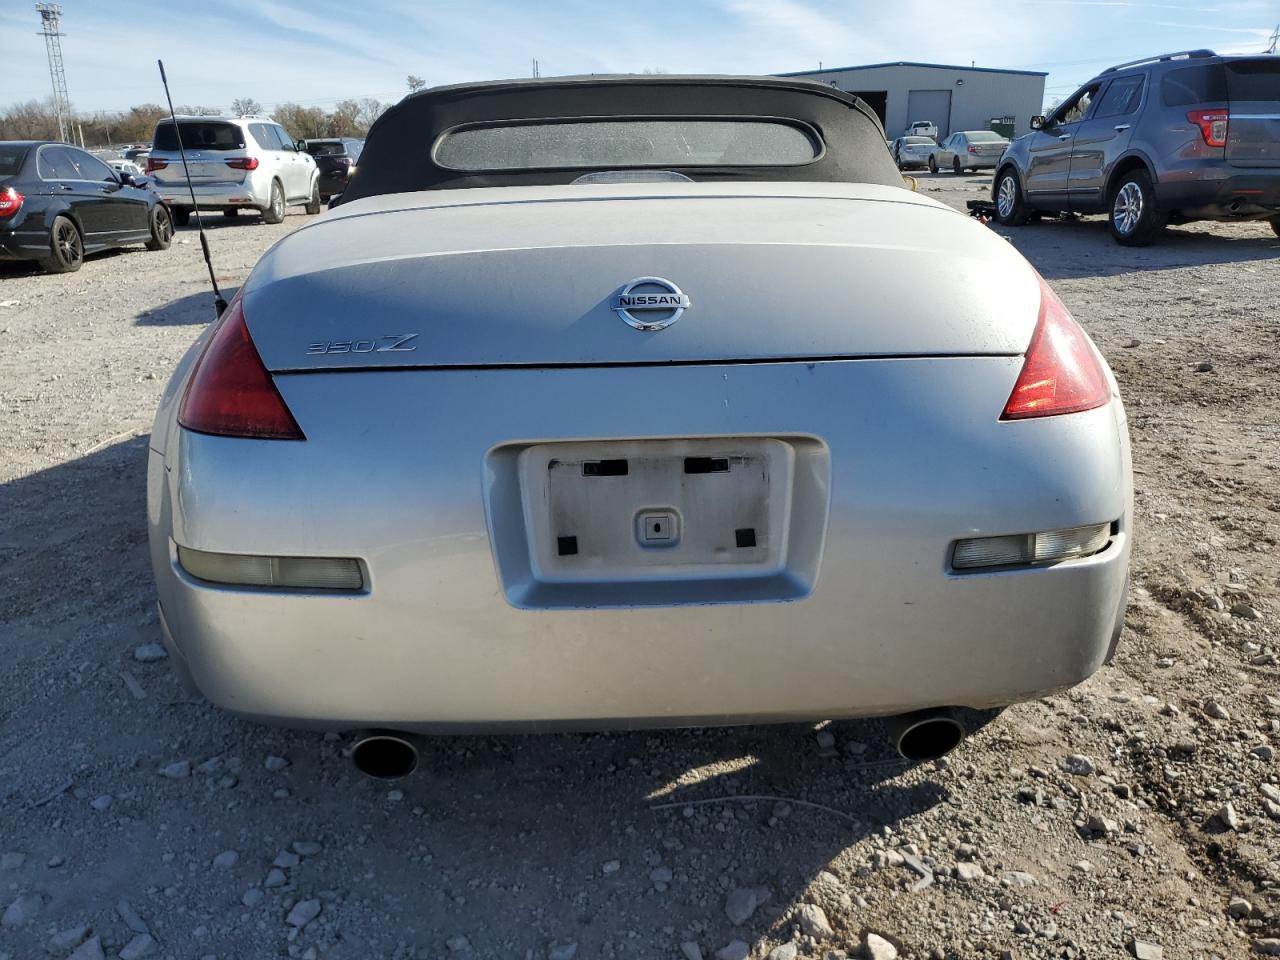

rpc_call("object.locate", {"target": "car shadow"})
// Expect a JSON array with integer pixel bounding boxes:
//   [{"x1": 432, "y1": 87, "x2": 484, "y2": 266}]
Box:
[
  {"x1": 134, "y1": 286, "x2": 238, "y2": 326},
  {"x1": 0, "y1": 244, "x2": 149, "y2": 279},
  {"x1": 973, "y1": 214, "x2": 1280, "y2": 279},
  {"x1": 1, "y1": 435, "x2": 988, "y2": 958}
]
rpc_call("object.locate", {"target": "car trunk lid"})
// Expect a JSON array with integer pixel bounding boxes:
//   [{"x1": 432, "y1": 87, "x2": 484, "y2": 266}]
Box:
[
  {"x1": 241, "y1": 183, "x2": 1040, "y2": 371},
  {"x1": 1227, "y1": 58, "x2": 1280, "y2": 168}
]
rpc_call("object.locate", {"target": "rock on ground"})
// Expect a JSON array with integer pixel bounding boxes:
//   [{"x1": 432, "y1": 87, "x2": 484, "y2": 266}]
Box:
[
  {"x1": 796, "y1": 902, "x2": 834, "y2": 939},
  {"x1": 864, "y1": 933, "x2": 900, "y2": 960},
  {"x1": 286, "y1": 899, "x2": 322, "y2": 928}
]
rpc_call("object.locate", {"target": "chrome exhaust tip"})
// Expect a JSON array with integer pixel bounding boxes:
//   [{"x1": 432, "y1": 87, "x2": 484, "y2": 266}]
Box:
[
  {"x1": 885, "y1": 709, "x2": 967, "y2": 762},
  {"x1": 351, "y1": 731, "x2": 419, "y2": 779}
]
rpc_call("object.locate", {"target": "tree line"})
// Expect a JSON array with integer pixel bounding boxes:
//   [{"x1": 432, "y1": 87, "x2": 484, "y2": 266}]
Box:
[{"x1": 0, "y1": 97, "x2": 390, "y2": 148}]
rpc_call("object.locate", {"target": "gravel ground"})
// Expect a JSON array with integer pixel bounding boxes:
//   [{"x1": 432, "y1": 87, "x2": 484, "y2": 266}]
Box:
[{"x1": 1, "y1": 180, "x2": 1278, "y2": 960}]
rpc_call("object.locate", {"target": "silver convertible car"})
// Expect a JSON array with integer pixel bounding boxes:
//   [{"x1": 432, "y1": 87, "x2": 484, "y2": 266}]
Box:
[{"x1": 148, "y1": 77, "x2": 1131, "y2": 776}]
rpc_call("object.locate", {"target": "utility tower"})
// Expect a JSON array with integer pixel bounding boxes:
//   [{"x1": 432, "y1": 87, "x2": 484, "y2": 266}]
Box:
[
  {"x1": 36, "y1": 3, "x2": 72, "y2": 143},
  {"x1": 1267, "y1": 23, "x2": 1279, "y2": 55}
]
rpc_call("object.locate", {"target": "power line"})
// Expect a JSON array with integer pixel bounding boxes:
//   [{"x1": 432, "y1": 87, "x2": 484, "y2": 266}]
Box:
[{"x1": 35, "y1": 3, "x2": 72, "y2": 143}]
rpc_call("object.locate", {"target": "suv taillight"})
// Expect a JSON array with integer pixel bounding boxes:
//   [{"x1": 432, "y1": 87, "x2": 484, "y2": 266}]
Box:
[
  {"x1": 0, "y1": 187, "x2": 23, "y2": 217},
  {"x1": 145, "y1": 158, "x2": 168, "y2": 173},
  {"x1": 1187, "y1": 108, "x2": 1229, "y2": 148},
  {"x1": 178, "y1": 295, "x2": 304, "y2": 440},
  {"x1": 226, "y1": 157, "x2": 260, "y2": 170},
  {"x1": 1001, "y1": 274, "x2": 1111, "y2": 420}
]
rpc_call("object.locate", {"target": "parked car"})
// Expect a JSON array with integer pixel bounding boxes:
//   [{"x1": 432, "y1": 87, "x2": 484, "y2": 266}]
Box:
[
  {"x1": 891, "y1": 135, "x2": 937, "y2": 170},
  {"x1": 146, "y1": 115, "x2": 320, "y2": 225},
  {"x1": 109, "y1": 159, "x2": 144, "y2": 178},
  {"x1": 993, "y1": 49, "x2": 1280, "y2": 245},
  {"x1": 928, "y1": 131, "x2": 1010, "y2": 174},
  {"x1": 905, "y1": 120, "x2": 938, "y2": 140},
  {"x1": 123, "y1": 144, "x2": 150, "y2": 162},
  {"x1": 148, "y1": 76, "x2": 1131, "y2": 774},
  {"x1": 302, "y1": 137, "x2": 364, "y2": 202},
  {"x1": 0, "y1": 140, "x2": 172, "y2": 274}
]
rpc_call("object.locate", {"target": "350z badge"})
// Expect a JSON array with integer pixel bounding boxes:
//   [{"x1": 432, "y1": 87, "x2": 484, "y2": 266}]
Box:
[{"x1": 306, "y1": 334, "x2": 419, "y2": 355}]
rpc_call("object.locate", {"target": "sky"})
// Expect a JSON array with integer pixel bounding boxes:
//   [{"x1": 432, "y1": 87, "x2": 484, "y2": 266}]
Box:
[{"x1": 3, "y1": 0, "x2": 1277, "y2": 116}]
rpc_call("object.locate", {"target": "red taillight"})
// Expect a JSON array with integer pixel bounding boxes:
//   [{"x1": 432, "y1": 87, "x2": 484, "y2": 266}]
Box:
[
  {"x1": 226, "y1": 157, "x2": 260, "y2": 170},
  {"x1": 1187, "y1": 108, "x2": 1229, "y2": 148},
  {"x1": 967, "y1": 145, "x2": 978, "y2": 154},
  {"x1": 1001, "y1": 275, "x2": 1111, "y2": 421},
  {"x1": 178, "y1": 296, "x2": 304, "y2": 440},
  {"x1": 145, "y1": 158, "x2": 168, "y2": 173},
  {"x1": 0, "y1": 186, "x2": 23, "y2": 217}
]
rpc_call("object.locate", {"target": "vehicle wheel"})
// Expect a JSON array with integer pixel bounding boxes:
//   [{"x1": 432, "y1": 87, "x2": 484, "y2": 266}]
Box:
[
  {"x1": 952, "y1": 156, "x2": 963, "y2": 175},
  {"x1": 261, "y1": 181, "x2": 285, "y2": 224},
  {"x1": 1271, "y1": 215, "x2": 1280, "y2": 239},
  {"x1": 928, "y1": 156, "x2": 938, "y2": 174},
  {"x1": 1109, "y1": 170, "x2": 1165, "y2": 246},
  {"x1": 993, "y1": 169, "x2": 1031, "y2": 226},
  {"x1": 222, "y1": 207, "x2": 239, "y2": 218},
  {"x1": 171, "y1": 207, "x2": 191, "y2": 227},
  {"x1": 39, "y1": 215, "x2": 83, "y2": 273},
  {"x1": 304, "y1": 181, "x2": 321, "y2": 215},
  {"x1": 145, "y1": 204, "x2": 173, "y2": 251}
]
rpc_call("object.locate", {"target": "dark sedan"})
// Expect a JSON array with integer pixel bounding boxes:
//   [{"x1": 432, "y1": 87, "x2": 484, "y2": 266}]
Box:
[
  {"x1": 0, "y1": 140, "x2": 173, "y2": 274},
  {"x1": 302, "y1": 137, "x2": 363, "y2": 202}
]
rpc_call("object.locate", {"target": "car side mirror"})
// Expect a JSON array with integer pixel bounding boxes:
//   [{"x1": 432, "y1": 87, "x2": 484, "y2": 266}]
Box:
[
  {"x1": 119, "y1": 173, "x2": 138, "y2": 187},
  {"x1": 1030, "y1": 115, "x2": 1047, "y2": 130},
  {"x1": 296, "y1": 139, "x2": 307, "y2": 152}
]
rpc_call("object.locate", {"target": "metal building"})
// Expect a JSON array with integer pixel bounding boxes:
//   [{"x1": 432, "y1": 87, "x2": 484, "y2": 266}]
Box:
[{"x1": 776, "y1": 61, "x2": 1047, "y2": 139}]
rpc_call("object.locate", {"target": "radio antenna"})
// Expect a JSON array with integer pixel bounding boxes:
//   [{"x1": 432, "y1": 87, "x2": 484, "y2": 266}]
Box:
[{"x1": 157, "y1": 59, "x2": 227, "y2": 317}]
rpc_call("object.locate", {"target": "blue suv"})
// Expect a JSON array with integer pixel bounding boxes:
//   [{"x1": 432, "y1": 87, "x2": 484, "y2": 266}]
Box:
[{"x1": 993, "y1": 50, "x2": 1280, "y2": 245}]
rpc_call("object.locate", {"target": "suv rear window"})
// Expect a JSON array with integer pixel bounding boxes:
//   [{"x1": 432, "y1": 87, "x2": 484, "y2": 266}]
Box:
[
  {"x1": 306, "y1": 141, "x2": 348, "y2": 156},
  {"x1": 154, "y1": 121, "x2": 245, "y2": 152},
  {"x1": 435, "y1": 119, "x2": 822, "y2": 171},
  {"x1": 1226, "y1": 60, "x2": 1280, "y2": 101},
  {"x1": 1161, "y1": 65, "x2": 1228, "y2": 106}
]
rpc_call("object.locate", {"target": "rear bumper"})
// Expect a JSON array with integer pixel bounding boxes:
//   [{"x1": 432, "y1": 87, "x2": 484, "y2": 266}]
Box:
[
  {"x1": 148, "y1": 360, "x2": 1133, "y2": 731},
  {"x1": 316, "y1": 172, "x2": 350, "y2": 197},
  {"x1": 0, "y1": 216, "x2": 49, "y2": 261},
  {"x1": 1156, "y1": 166, "x2": 1280, "y2": 217},
  {"x1": 155, "y1": 180, "x2": 268, "y2": 210}
]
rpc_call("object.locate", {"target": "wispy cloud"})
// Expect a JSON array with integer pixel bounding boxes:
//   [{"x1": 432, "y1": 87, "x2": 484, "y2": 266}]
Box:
[{"x1": 3, "y1": 0, "x2": 1276, "y2": 114}]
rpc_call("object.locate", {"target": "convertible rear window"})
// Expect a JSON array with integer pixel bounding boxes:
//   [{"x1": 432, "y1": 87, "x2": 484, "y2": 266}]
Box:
[
  {"x1": 434, "y1": 119, "x2": 821, "y2": 171},
  {"x1": 154, "y1": 121, "x2": 245, "y2": 152}
]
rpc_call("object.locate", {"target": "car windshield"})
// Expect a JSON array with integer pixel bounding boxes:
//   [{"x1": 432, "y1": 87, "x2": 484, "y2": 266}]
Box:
[
  {"x1": 435, "y1": 118, "x2": 822, "y2": 171},
  {"x1": 306, "y1": 141, "x2": 348, "y2": 156},
  {"x1": 153, "y1": 121, "x2": 245, "y2": 151},
  {"x1": 965, "y1": 131, "x2": 1005, "y2": 142},
  {"x1": 0, "y1": 145, "x2": 27, "y2": 179}
]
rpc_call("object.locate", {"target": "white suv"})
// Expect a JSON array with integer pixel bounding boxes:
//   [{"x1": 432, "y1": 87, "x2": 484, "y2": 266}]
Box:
[{"x1": 146, "y1": 116, "x2": 320, "y2": 225}]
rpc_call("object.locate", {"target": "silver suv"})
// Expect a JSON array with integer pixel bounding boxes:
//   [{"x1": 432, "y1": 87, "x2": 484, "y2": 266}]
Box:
[
  {"x1": 993, "y1": 50, "x2": 1280, "y2": 245},
  {"x1": 147, "y1": 116, "x2": 320, "y2": 225}
]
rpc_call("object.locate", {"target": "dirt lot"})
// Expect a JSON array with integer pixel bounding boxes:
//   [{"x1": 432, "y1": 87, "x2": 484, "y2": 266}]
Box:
[{"x1": 1, "y1": 179, "x2": 1278, "y2": 960}]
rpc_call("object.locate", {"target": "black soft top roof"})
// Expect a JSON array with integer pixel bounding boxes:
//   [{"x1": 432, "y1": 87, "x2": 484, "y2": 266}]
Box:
[{"x1": 339, "y1": 75, "x2": 899, "y2": 202}]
